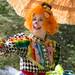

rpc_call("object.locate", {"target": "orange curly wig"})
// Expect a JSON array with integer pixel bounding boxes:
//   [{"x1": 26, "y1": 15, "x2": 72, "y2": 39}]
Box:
[{"x1": 24, "y1": 4, "x2": 59, "y2": 35}]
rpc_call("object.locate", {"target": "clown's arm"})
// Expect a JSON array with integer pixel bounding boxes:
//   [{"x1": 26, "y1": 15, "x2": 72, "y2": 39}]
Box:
[{"x1": 4, "y1": 33, "x2": 31, "y2": 57}]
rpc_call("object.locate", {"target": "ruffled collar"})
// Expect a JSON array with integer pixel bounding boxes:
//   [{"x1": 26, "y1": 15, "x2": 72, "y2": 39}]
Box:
[{"x1": 29, "y1": 33, "x2": 48, "y2": 43}]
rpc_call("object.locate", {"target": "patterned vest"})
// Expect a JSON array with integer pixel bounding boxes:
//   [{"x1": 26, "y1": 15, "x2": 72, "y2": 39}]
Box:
[{"x1": 5, "y1": 33, "x2": 60, "y2": 72}]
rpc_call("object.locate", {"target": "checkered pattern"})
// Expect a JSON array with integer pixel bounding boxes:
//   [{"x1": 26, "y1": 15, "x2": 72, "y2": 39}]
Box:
[
  {"x1": 0, "y1": 46, "x2": 40, "y2": 72},
  {"x1": 18, "y1": 48, "x2": 27, "y2": 57},
  {"x1": 4, "y1": 33, "x2": 59, "y2": 73},
  {"x1": 0, "y1": 47, "x2": 17, "y2": 53},
  {"x1": 20, "y1": 57, "x2": 39, "y2": 72}
]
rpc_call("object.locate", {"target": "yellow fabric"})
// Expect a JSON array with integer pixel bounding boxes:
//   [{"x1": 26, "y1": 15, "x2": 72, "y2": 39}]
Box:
[
  {"x1": 55, "y1": 64, "x2": 64, "y2": 75},
  {"x1": 27, "y1": 57, "x2": 44, "y2": 70},
  {"x1": 27, "y1": 38, "x2": 57, "y2": 71},
  {"x1": 46, "y1": 64, "x2": 64, "y2": 75},
  {"x1": 46, "y1": 71, "x2": 57, "y2": 75},
  {"x1": 27, "y1": 44, "x2": 44, "y2": 70},
  {"x1": 27, "y1": 45, "x2": 33, "y2": 57}
]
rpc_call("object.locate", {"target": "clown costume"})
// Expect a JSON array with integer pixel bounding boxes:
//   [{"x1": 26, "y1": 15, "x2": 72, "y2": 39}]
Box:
[{"x1": 5, "y1": 1, "x2": 60, "y2": 75}]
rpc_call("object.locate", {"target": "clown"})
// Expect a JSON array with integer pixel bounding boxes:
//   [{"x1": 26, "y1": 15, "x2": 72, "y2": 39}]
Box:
[{"x1": 6, "y1": 1, "x2": 60, "y2": 75}]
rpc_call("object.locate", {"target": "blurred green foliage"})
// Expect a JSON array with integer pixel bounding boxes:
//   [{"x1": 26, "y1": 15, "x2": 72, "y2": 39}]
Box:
[{"x1": 0, "y1": 53, "x2": 19, "y2": 70}]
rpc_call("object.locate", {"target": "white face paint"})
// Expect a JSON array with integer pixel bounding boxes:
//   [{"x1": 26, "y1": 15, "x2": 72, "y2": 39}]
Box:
[
  {"x1": 32, "y1": 14, "x2": 44, "y2": 30},
  {"x1": 32, "y1": 14, "x2": 46, "y2": 39}
]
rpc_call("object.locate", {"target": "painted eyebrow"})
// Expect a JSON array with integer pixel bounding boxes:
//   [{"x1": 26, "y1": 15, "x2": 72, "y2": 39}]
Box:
[{"x1": 33, "y1": 17, "x2": 36, "y2": 20}]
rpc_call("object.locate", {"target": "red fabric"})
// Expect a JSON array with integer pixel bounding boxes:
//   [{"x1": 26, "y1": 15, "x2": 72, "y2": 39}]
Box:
[
  {"x1": 38, "y1": 72, "x2": 45, "y2": 75},
  {"x1": 32, "y1": 48, "x2": 36, "y2": 60},
  {"x1": 22, "y1": 70, "x2": 35, "y2": 75},
  {"x1": 21, "y1": 70, "x2": 45, "y2": 75},
  {"x1": 0, "y1": 45, "x2": 3, "y2": 48}
]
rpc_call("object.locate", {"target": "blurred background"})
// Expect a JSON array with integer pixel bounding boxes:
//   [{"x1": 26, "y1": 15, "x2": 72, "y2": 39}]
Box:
[{"x1": 0, "y1": 0, "x2": 75, "y2": 72}]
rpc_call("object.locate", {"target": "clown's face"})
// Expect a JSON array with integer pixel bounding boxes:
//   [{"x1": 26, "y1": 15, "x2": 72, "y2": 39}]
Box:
[
  {"x1": 32, "y1": 14, "x2": 44, "y2": 30},
  {"x1": 32, "y1": 14, "x2": 46, "y2": 39}
]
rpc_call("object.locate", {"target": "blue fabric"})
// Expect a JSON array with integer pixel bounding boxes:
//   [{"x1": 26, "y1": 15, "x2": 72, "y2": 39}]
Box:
[{"x1": 35, "y1": 43, "x2": 45, "y2": 67}]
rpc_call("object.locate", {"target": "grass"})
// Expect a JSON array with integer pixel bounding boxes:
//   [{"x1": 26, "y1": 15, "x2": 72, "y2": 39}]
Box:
[{"x1": 0, "y1": 53, "x2": 19, "y2": 70}]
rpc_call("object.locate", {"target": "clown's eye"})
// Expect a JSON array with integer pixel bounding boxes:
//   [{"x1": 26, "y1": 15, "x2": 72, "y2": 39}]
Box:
[
  {"x1": 39, "y1": 18, "x2": 43, "y2": 21},
  {"x1": 33, "y1": 18, "x2": 36, "y2": 21}
]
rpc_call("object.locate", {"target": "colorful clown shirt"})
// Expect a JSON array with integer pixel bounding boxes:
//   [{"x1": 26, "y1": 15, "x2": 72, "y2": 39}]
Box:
[{"x1": 5, "y1": 33, "x2": 60, "y2": 72}]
